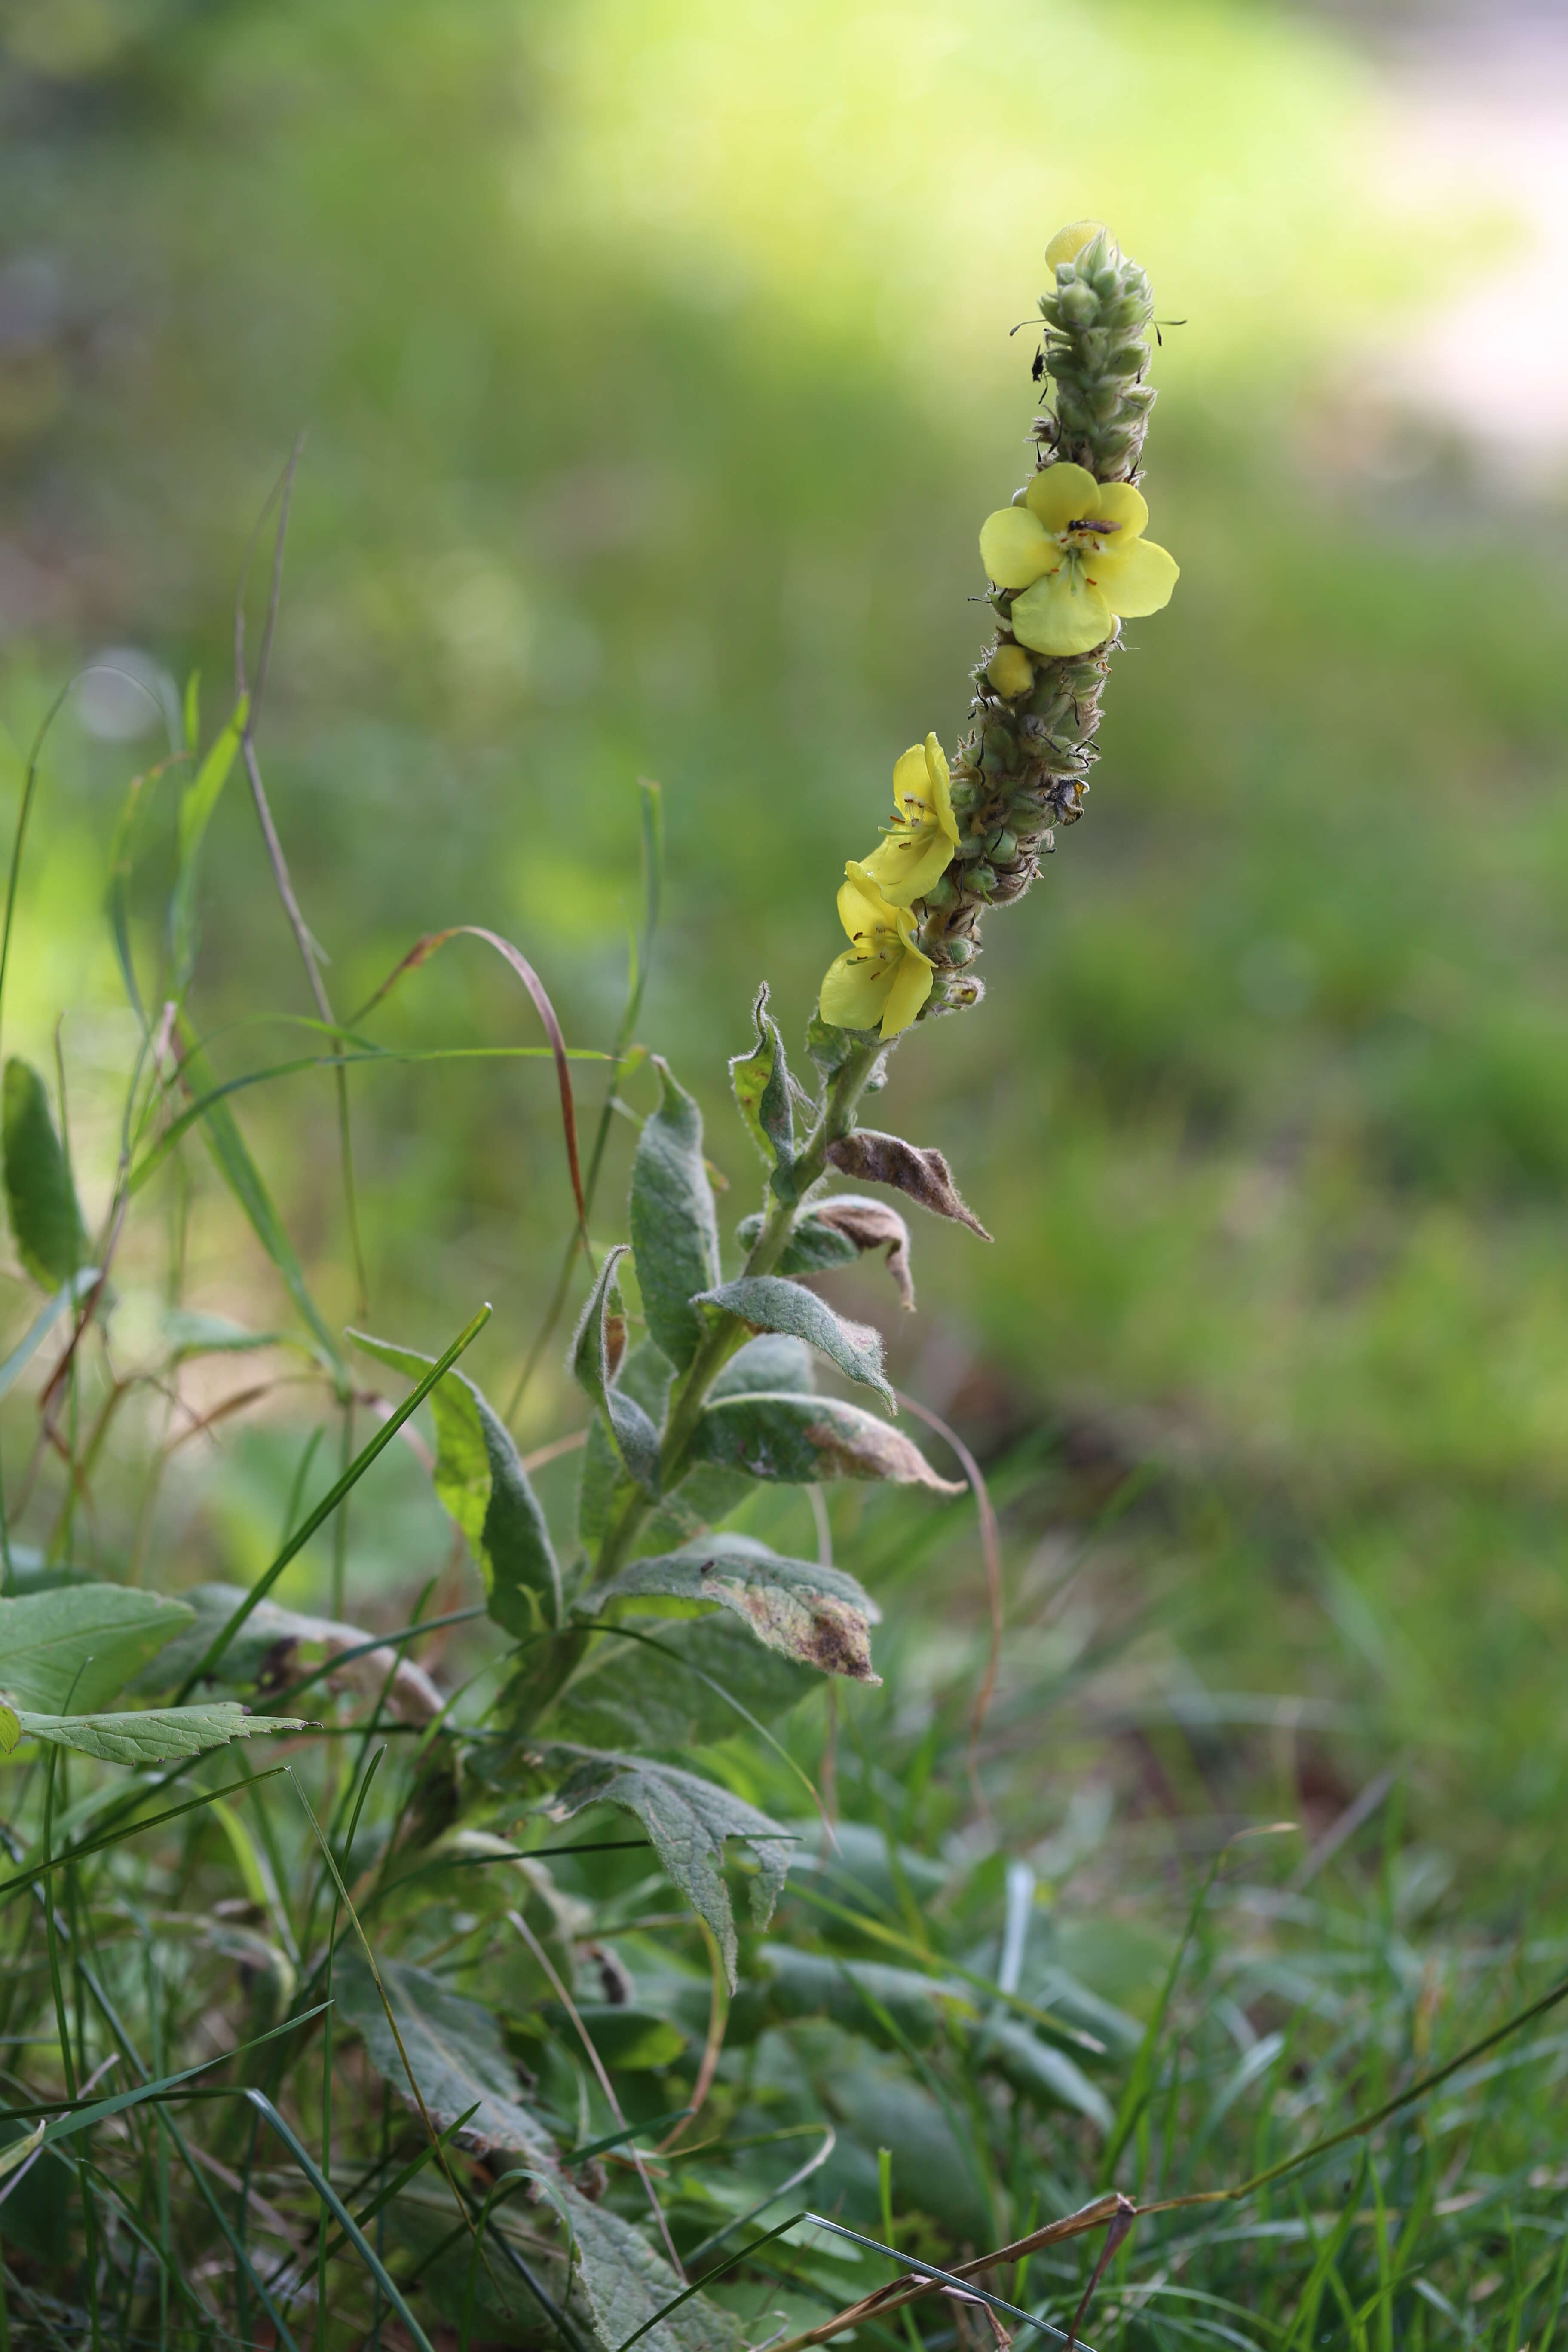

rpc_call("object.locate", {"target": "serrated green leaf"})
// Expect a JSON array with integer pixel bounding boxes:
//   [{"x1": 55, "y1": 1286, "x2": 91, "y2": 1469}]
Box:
[
  {"x1": 0, "y1": 1584, "x2": 193, "y2": 1714},
  {"x1": 170, "y1": 694, "x2": 248, "y2": 986},
  {"x1": 527, "y1": 1744, "x2": 794, "y2": 1988},
  {"x1": 586, "y1": 1534, "x2": 879, "y2": 1682},
  {"x1": 729, "y1": 981, "x2": 797, "y2": 1198},
  {"x1": 628, "y1": 1057, "x2": 720, "y2": 1371},
  {"x1": 4, "y1": 1701, "x2": 305, "y2": 1765},
  {"x1": 352, "y1": 1330, "x2": 562, "y2": 1635},
  {"x1": 696, "y1": 1274, "x2": 893, "y2": 1412},
  {"x1": 551, "y1": 1611, "x2": 814, "y2": 1749},
  {"x1": 688, "y1": 1392, "x2": 962, "y2": 1494},
  {"x1": 570, "y1": 1248, "x2": 661, "y2": 1495},
  {"x1": 553, "y1": 2177, "x2": 742, "y2": 2352},
  {"x1": 578, "y1": 1338, "x2": 671, "y2": 1550},
  {"x1": 2, "y1": 1059, "x2": 89, "y2": 1293},
  {"x1": 335, "y1": 1954, "x2": 554, "y2": 2161}
]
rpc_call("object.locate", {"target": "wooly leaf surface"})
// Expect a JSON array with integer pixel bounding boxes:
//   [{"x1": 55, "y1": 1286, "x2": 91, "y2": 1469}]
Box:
[
  {"x1": 728, "y1": 980, "x2": 796, "y2": 1197},
  {"x1": 0, "y1": 1584, "x2": 193, "y2": 1715},
  {"x1": 2, "y1": 1059, "x2": 89, "y2": 1293},
  {"x1": 586, "y1": 1534, "x2": 879, "y2": 1682},
  {"x1": 334, "y1": 1954, "x2": 554, "y2": 2161},
  {"x1": 695, "y1": 1274, "x2": 893, "y2": 1412},
  {"x1": 549, "y1": 1611, "x2": 815, "y2": 1749},
  {"x1": 352, "y1": 1329, "x2": 561, "y2": 1634},
  {"x1": 527, "y1": 1745, "x2": 795, "y2": 1987},
  {"x1": 628, "y1": 1055, "x2": 721, "y2": 1370},
  {"x1": 688, "y1": 1392, "x2": 962, "y2": 1494},
  {"x1": 571, "y1": 1249, "x2": 662, "y2": 1495},
  {"x1": 578, "y1": 1337, "x2": 672, "y2": 1550},
  {"x1": 553, "y1": 2177, "x2": 742, "y2": 2352},
  {"x1": 0, "y1": 1701, "x2": 306, "y2": 1766}
]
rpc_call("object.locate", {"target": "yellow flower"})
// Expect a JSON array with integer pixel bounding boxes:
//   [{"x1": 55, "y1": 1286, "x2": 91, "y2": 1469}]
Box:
[
  {"x1": 819, "y1": 862, "x2": 936, "y2": 1040},
  {"x1": 1046, "y1": 220, "x2": 1109, "y2": 268},
  {"x1": 979, "y1": 462, "x2": 1178, "y2": 658},
  {"x1": 860, "y1": 732, "x2": 959, "y2": 907}
]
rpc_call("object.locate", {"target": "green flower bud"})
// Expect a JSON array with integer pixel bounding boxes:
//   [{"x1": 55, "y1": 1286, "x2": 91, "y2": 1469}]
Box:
[{"x1": 1058, "y1": 279, "x2": 1099, "y2": 328}]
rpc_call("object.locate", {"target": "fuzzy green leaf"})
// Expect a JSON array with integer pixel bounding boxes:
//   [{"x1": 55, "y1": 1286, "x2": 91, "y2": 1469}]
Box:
[
  {"x1": 352, "y1": 1330, "x2": 561, "y2": 1635},
  {"x1": 2, "y1": 1059, "x2": 89, "y2": 1293},
  {"x1": 586, "y1": 1534, "x2": 879, "y2": 1682},
  {"x1": 628, "y1": 1056, "x2": 721, "y2": 1370},
  {"x1": 335, "y1": 1954, "x2": 554, "y2": 2160},
  {"x1": 688, "y1": 1392, "x2": 963, "y2": 1494},
  {"x1": 578, "y1": 1338, "x2": 671, "y2": 1550},
  {"x1": 760, "y1": 1946, "x2": 974, "y2": 2045},
  {"x1": 131, "y1": 1583, "x2": 439, "y2": 1721},
  {"x1": 528, "y1": 1743, "x2": 794, "y2": 1988},
  {"x1": 550, "y1": 1612, "x2": 814, "y2": 1749},
  {"x1": 554, "y1": 2178, "x2": 742, "y2": 2352},
  {"x1": 729, "y1": 981, "x2": 797, "y2": 1199},
  {"x1": 570, "y1": 1248, "x2": 661, "y2": 1495},
  {"x1": 734, "y1": 1209, "x2": 858, "y2": 1277},
  {"x1": 0, "y1": 1584, "x2": 193, "y2": 1715},
  {"x1": 741, "y1": 1195, "x2": 915, "y2": 1310},
  {"x1": 3, "y1": 1701, "x2": 305, "y2": 1765},
  {"x1": 696, "y1": 1274, "x2": 893, "y2": 1412}
]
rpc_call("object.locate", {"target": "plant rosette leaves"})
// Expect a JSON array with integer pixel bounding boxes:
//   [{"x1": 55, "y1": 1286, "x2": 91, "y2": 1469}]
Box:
[
  {"x1": 2, "y1": 1058, "x2": 91, "y2": 1293},
  {"x1": 694, "y1": 1274, "x2": 894, "y2": 1413},
  {"x1": 729, "y1": 980, "x2": 798, "y2": 1198},
  {"x1": 759, "y1": 1946, "x2": 975, "y2": 2046},
  {"x1": 825, "y1": 1127, "x2": 992, "y2": 1240},
  {"x1": 0, "y1": 1700, "x2": 306, "y2": 1765},
  {"x1": 628, "y1": 1056, "x2": 721, "y2": 1371},
  {"x1": 583, "y1": 1533, "x2": 880, "y2": 1683},
  {"x1": 552, "y1": 2176, "x2": 742, "y2": 2352},
  {"x1": 132, "y1": 1583, "x2": 441, "y2": 1722},
  {"x1": 971, "y1": 2015, "x2": 1114, "y2": 2132},
  {"x1": 334, "y1": 1954, "x2": 555, "y2": 2162},
  {"x1": 352, "y1": 1329, "x2": 562, "y2": 1635},
  {"x1": 521, "y1": 1743, "x2": 795, "y2": 1989},
  {"x1": 0, "y1": 1584, "x2": 194, "y2": 1715},
  {"x1": 570, "y1": 1248, "x2": 662, "y2": 1495},
  {"x1": 688, "y1": 1392, "x2": 963, "y2": 1494}
]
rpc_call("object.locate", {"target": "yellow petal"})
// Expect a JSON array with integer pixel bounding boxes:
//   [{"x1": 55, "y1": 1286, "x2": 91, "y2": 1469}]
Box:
[
  {"x1": 879, "y1": 940, "x2": 935, "y2": 1038},
  {"x1": 1046, "y1": 220, "x2": 1108, "y2": 268},
  {"x1": 862, "y1": 828, "x2": 952, "y2": 907},
  {"x1": 987, "y1": 643, "x2": 1035, "y2": 700},
  {"x1": 820, "y1": 949, "x2": 895, "y2": 1032},
  {"x1": 891, "y1": 743, "x2": 932, "y2": 818},
  {"x1": 1024, "y1": 464, "x2": 1099, "y2": 533},
  {"x1": 979, "y1": 505, "x2": 1055, "y2": 591},
  {"x1": 1087, "y1": 536, "x2": 1179, "y2": 620},
  {"x1": 1092, "y1": 481, "x2": 1148, "y2": 541},
  {"x1": 922, "y1": 734, "x2": 960, "y2": 848},
  {"x1": 1010, "y1": 566, "x2": 1114, "y2": 657}
]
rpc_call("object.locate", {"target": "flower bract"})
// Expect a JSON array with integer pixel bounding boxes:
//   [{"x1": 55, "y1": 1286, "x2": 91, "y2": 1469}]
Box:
[
  {"x1": 860, "y1": 732, "x2": 960, "y2": 907},
  {"x1": 979, "y1": 462, "x2": 1178, "y2": 658},
  {"x1": 819, "y1": 862, "x2": 936, "y2": 1040}
]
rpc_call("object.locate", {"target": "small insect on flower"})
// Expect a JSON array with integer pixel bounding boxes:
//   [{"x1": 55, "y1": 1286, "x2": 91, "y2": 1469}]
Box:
[
  {"x1": 858, "y1": 732, "x2": 961, "y2": 908},
  {"x1": 979, "y1": 462, "x2": 1178, "y2": 658},
  {"x1": 819, "y1": 862, "x2": 937, "y2": 1040}
]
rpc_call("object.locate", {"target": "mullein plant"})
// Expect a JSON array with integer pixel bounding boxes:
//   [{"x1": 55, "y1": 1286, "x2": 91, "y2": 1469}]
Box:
[{"x1": 0, "y1": 218, "x2": 1176, "y2": 2349}]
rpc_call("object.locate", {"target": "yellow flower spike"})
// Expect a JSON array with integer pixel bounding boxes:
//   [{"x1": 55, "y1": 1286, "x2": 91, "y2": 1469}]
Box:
[
  {"x1": 1045, "y1": 220, "x2": 1109, "y2": 269},
  {"x1": 860, "y1": 732, "x2": 960, "y2": 908},
  {"x1": 979, "y1": 461, "x2": 1178, "y2": 658},
  {"x1": 819, "y1": 862, "x2": 936, "y2": 1040}
]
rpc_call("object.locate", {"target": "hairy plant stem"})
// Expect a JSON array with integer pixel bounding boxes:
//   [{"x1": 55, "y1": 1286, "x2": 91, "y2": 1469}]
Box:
[{"x1": 588, "y1": 1041, "x2": 882, "y2": 1590}]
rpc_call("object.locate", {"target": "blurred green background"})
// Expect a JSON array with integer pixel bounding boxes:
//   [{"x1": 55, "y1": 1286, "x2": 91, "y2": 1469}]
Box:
[{"x1": 4, "y1": 0, "x2": 1568, "y2": 1879}]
